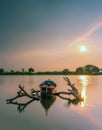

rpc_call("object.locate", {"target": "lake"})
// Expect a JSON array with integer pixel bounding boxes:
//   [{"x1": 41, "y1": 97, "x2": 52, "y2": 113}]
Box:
[{"x1": 0, "y1": 75, "x2": 102, "y2": 130}]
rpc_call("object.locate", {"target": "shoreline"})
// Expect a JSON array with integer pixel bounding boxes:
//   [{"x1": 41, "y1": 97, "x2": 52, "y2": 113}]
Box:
[{"x1": 0, "y1": 73, "x2": 102, "y2": 76}]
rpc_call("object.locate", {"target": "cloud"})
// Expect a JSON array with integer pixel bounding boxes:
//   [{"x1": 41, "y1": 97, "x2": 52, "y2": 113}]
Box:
[{"x1": 70, "y1": 21, "x2": 102, "y2": 46}]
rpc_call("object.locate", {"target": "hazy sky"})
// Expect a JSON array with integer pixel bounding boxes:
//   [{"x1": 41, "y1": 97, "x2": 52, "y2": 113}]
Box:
[{"x1": 1, "y1": 0, "x2": 102, "y2": 71}]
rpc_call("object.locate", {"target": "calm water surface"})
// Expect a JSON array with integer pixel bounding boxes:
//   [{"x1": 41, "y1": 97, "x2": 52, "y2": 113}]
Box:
[{"x1": 0, "y1": 75, "x2": 102, "y2": 130}]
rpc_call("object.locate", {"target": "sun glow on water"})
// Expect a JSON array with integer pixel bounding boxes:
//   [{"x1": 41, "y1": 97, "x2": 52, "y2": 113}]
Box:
[{"x1": 78, "y1": 76, "x2": 89, "y2": 108}]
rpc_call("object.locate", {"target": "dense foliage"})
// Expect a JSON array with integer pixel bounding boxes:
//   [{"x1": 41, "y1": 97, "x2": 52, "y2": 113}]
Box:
[{"x1": 0, "y1": 65, "x2": 101, "y2": 75}]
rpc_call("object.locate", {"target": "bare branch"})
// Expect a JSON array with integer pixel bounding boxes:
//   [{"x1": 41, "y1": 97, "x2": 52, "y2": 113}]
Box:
[
  {"x1": 53, "y1": 91, "x2": 71, "y2": 96},
  {"x1": 63, "y1": 77, "x2": 82, "y2": 100},
  {"x1": 6, "y1": 84, "x2": 40, "y2": 104},
  {"x1": 63, "y1": 77, "x2": 77, "y2": 90},
  {"x1": 30, "y1": 88, "x2": 41, "y2": 97}
]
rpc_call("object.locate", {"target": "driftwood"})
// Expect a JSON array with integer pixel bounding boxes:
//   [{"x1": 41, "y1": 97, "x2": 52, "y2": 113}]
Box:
[
  {"x1": 53, "y1": 77, "x2": 82, "y2": 101},
  {"x1": 6, "y1": 85, "x2": 41, "y2": 112},
  {"x1": 63, "y1": 77, "x2": 81, "y2": 99},
  {"x1": 6, "y1": 84, "x2": 40, "y2": 103},
  {"x1": 6, "y1": 77, "x2": 83, "y2": 112}
]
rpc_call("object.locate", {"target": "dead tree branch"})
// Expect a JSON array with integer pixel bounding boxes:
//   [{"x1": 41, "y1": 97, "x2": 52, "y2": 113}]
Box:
[
  {"x1": 53, "y1": 77, "x2": 82, "y2": 101},
  {"x1": 63, "y1": 77, "x2": 82, "y2": 100},
  {"x1": 6, "y1": 84, "x2": 40, "y2": 103}
]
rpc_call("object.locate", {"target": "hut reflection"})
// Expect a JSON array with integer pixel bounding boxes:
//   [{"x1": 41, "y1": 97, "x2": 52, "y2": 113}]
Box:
[{"x1": 40, "y1": 95, "x2": 56, "y2": 116}]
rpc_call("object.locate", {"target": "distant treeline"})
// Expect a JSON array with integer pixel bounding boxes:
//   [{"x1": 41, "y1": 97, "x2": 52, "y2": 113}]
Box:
[{"x1": 0, "y1": 64, "x2": 102, "y2": 75}]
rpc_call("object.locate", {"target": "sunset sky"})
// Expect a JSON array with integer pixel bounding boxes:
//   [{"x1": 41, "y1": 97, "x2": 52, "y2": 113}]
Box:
[{"x1": 0, "y1": 0, "x2": 102, "y2": 72}]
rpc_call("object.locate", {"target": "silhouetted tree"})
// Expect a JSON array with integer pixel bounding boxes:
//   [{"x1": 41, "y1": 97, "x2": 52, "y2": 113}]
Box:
[
  {"x1": 28, "y1": 68, "x2": 34, "y2": 73},
  {"x1": 84, "y1": 64, "x2": 99, "y2": 74},
  {"x1": 0, "y1": 68, "x2": 4, "y2": 73},
  {"x1": 62, "y1": 69, "x2": 69, "y2": 74},
  {"x1": 76, "y1": 67, "x2": 83, "y2": 74},
  {"x1": 22, "y1": 68, "x2": 25, "y2": 73},
  {"x1": 76, "y1": 65, "x2": 99, "y2": 74},
  {"x1": 10, "y1": 70, "x2": 14, "y2": 73}
]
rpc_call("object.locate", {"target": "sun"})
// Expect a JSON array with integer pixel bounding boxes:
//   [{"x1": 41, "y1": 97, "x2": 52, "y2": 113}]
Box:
[{"x1": 79, "y1": 45, "x2": 87, "y2": 52}]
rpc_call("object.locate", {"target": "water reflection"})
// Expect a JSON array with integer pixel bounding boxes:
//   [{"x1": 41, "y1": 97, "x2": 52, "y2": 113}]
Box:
[
  {"x1": 1, "y1": 76, "x2": 102, "y2": 130},
  {"x1": 78, "y1": 75, "x2": 89, "y2": 107},
  {"x1": 7, "y1": 99, "x2": 35, "y2": 113},
  {"x1": 7, "y1": 93, "x2": 82, "y2": 114},
  {"x1": 40, "y1": 95, "x2": 56, "y2": 116},
  {"x1": 7, "y1": 95, "x2": 56, "y2": 115}
]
